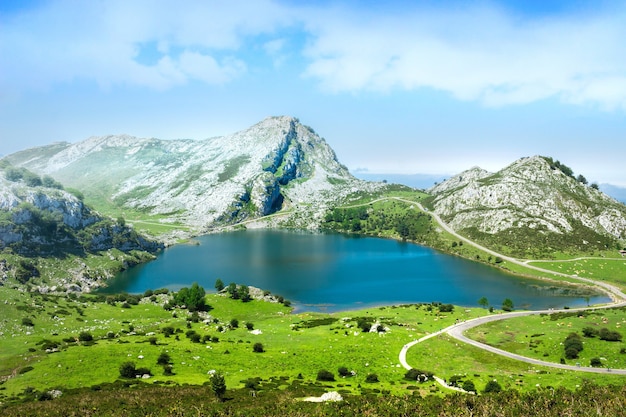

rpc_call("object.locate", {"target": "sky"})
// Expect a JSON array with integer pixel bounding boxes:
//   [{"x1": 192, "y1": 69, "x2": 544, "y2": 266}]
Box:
[{"x1": 1, "y1": 0, "x2": 625, "y2": 186}]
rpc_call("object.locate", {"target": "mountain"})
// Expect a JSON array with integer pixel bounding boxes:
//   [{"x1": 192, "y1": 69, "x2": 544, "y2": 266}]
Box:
[
  {"x1": 4, "y1": 116, "x2": 374, "y2": 235},
  {"x1": 426, "y1": 156, "x2": 626, "y2": 257}
]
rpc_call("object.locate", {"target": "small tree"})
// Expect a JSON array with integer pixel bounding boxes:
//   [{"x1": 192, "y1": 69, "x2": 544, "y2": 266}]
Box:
[
  {"x1": 590, "y1": 357, "x2": 602, "y2": 367},
  {"x1": 338, "y1": 366, "x2": 350, "y2": 377},
  {"x1": 253, "y1": 342, "x2": 264, "y2": 353},
  {"x1": 230, "y1": 318, "x2": 239, "y2": 329},
  {"x1": 215, "y1": 278, "x2": 225, "y2": 292},
  {"x1": 239, "y1": 285, "x2": 252, "y2": 302},
  {"x1": 210, "y1": 372, "x2": 227, "y2": 402},
  {"x1": 478, "y1": 297, "x2": 489, "y2": 309},
  {"x1": 502, "y1": 298, "x2": 514, "y2": 312},
  {"x1": 245, "y1": 322, "x2": 254, "y2": 330}
]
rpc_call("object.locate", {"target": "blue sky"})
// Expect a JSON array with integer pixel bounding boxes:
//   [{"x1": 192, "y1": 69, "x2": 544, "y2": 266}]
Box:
[{"x1": 1, "y1": 0, "x2": 625, "y2": 185}]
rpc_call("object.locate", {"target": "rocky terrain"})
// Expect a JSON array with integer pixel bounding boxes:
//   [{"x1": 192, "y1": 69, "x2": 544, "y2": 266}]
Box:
[
  {"x1": 427, "y1": 156, "x2": 626, "y2": 256},
  {"x1": 5, "y1": 116, "x2": 379, "y2": 235},
  {"x1": 0, "y1": 163, "x2": 162, "y2": 291}
]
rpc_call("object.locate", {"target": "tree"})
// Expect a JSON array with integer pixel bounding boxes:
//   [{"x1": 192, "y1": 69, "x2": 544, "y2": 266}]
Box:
[
  {"x1": 591, "y1": 183, "x2": 599, "y2": 190},
  {"x1": 478, "y1": 297, "x2": 489, "y2": 309},
  {"x1": 239, "y1": 285, "x2": 252, "y2": 302},
  {"x1": 227, "y1": 283, "x2": 239, "y2": 299},
  {"x1": 215, "y1": 278, "x2": 225, "y2": 292},
  {"x1": 186, "y1": 282, "x2": 207, "y2": 312},
  {"x1": 209, "y1": 372, "x2": 227, "y2": 401},
  {"x1": 174, "y1": 282, "x2": 207, "y2": 312},
  {"x1": 253, "y1": 342, "x2": 264, "y2": 353},
  {"x1": 502, "y1": 298, "x2": 514, "y2": 312},
  {"x1": 230, "y1": 318, "x2": 239, "y2": 329},
  {"x1": 577, "y1": 174, "x2": 588, "y2": 185}
]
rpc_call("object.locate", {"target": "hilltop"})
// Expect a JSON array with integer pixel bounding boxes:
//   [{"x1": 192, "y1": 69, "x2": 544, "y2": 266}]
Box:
[{"x1": 426, "y1": 156, "x2": 626, "y2": 258}]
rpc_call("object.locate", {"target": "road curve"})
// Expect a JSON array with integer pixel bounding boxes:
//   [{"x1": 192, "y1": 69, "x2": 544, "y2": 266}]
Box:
[{"x1": 395, "y1": 197, "x2": 626, "y2": 377}]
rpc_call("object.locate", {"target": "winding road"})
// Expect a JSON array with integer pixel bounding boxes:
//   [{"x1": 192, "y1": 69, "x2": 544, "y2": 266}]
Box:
[{"x1": 391, "y1": 197, "x2": 626, "y2": 383}]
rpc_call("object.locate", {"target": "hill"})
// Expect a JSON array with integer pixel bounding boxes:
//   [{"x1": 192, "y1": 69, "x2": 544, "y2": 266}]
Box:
[{"x1": 426, "y1": 156, "x2": 626, "y2": 258}]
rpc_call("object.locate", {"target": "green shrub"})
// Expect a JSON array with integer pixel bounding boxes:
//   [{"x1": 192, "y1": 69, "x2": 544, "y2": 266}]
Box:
[
  {"x1": 365, "y1": 373, "x2": 379, "y2": 383},
  {"x1": 316, "y1": 369, "x2": 335, "y2": 381}
]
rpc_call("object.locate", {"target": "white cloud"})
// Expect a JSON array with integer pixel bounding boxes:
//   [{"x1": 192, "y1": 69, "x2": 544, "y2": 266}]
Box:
[
  {"x1": 302, "y1": 4, "x2": 626, "y2": 110},
  {"x1": 0, "y1": 0, "x2": 291, "y2": 91}
]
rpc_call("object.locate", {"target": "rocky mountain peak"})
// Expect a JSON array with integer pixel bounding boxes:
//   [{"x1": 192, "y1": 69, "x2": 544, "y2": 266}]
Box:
[{"x1": 4, "y1": 116, "x2": 364, "y2": 232}]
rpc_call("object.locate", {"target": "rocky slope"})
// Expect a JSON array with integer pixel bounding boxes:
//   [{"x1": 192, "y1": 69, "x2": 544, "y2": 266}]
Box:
[
  {"x1": 0, "y1": 167, "x2": 161, "y2": 254},
  {"x1": 5, "y1": 116, "x2": 377, "y2": 234},
  {"x1": 427, "y1": 156, "x2": 626, "y2": 256}
]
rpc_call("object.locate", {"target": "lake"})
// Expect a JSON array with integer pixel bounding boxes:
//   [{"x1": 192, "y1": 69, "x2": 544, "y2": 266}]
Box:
[{"x1": 104, "y1": 230, "x2": 609, "y2": 312}]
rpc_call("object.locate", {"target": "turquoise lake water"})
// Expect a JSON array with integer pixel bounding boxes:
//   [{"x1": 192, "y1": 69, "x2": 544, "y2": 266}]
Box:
[{"x1": 104, "y1": 230, "x2": 609, "y2": 312}]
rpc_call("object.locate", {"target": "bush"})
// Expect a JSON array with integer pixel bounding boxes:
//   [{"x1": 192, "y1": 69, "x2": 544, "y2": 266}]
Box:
[
  {"x1": 564, "y1": 333, "x2": 583, "y2": 359},
  {"x1": 230, "y1": 318, "x2": 239, "y2": 329},
  {"x1": 21, "y1": 317, "x2": 34, "y2": 327},
  {"x1": 582, "y1": 327, "x2": 598, "y2": 338},
  {"x1": 484, "y1": 380, "x2": 502, "y2": 393},
  {"x1": 365, "y1": 373, "x2": 379, "y2": 383},
  {"x1": 157, "y1": 352, "x2": 171, "y2": 366},
  {"x1": 590, "y1": 357, "x2": 602, "y2": 367},
  {"x1": 338, "y1": 366, "x2": 350, "y2": 377},
  {"x1": 119, "y1": 362, "x2": 137, "y2": 379},
  {"x1": 316, "y1": 369, "x2": 335, "y2": 381},
  {"x1": 78, "y1": 331, "x2": 93, "y2": 342},
  {"x1": 598, "y1": 328, "x2": 622, "y2": 342},
  {"x1": 245, "y1": 322, "x2": 254, "y2": 330},
  {"x1": 253, "y1": 343, "x2": 264, "y2": 353},
  {"x1": 404, "y1": 368, "x2": 433, "y2": 383},
  {"x1": 462, "y1": 380, "x2": 476, "y2": 392}
]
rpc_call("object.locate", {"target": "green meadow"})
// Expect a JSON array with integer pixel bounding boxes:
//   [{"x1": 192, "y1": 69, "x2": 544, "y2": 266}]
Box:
[
  {"x1": 2, "y1": 283, "x2": 625, "y2": 408},
  {"x1": 466, "y1": 307, "x2": 626, "y2": 370}
]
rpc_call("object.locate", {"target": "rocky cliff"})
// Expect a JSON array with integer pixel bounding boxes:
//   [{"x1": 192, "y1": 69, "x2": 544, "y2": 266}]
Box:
[{"x1": 427, "y1": 156, "x2": 626, "y2": 256}]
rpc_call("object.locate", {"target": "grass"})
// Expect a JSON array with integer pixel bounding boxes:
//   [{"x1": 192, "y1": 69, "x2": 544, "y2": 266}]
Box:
[
  {"x1": 527, "y1": 258, "x2": 626, "y2": 289},
  {"x1": 465, "y1": 307, "x2": 626, "y2": 369},
  {"x1": 2, "y1": 280, "x2": 623, "y2": 407}
]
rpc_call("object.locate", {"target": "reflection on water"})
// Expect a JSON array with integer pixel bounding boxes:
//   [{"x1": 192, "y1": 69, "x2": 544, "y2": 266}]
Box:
[{"x1": 103, "y1": 230, "x2": 609, "y2": 312}]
